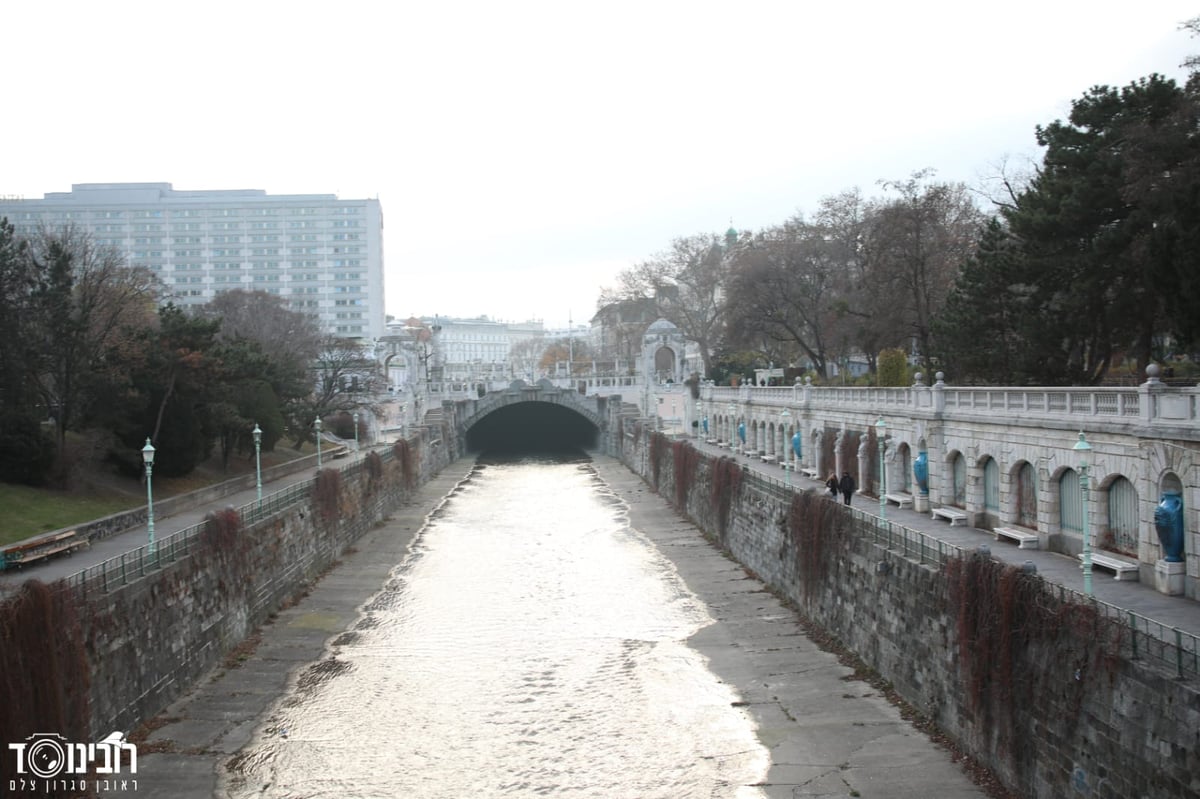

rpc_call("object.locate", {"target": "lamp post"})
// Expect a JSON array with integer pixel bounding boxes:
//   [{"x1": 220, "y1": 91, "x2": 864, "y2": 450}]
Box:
[
  {"x1": 141, "y1": 438, "x2": 156, "y2": 556},
  {"x1": 1074, "y1": 431, "x2": 1093, "y2": 596},
  {"x1": 315, "y1": 417, "x2": 323, "y2": 469},
  {"x1": 876, "y1": 417, "x2": 887, "y2": 520},
  {"x1": 252, "y1": 423, "x2": 263, "y2": 505},
  {"x1": 353, "y1": 411, "x2": 361, "y2": 452},
  {"x1": 727, "y1": 403, "x2": 735, "y2": 449},
  {"x1": 780, "y1": 408, "x2": 792, "y2": 487}
]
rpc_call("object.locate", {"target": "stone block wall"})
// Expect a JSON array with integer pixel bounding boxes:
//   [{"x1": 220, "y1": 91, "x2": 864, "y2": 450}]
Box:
[
  {"x1": 0, "y1": 434, "x2": 449, "y2": 753},
  {"x1": 623, "y1": 425, "x2": 1199, "y2": 799}
]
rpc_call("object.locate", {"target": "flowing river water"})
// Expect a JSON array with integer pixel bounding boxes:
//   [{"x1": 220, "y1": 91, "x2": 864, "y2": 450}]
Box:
[{"x1": 223, "y1": 457, "x2": 770, "y2": 798}]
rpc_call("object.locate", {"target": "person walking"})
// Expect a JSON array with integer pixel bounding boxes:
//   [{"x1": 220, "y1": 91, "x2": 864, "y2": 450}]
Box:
[
  {"x1": 839, "y1": 471, "x2": 856, "y2": 506},
  {"x1": 825, "y1": 473, "x2": 839, "y2": 500}
]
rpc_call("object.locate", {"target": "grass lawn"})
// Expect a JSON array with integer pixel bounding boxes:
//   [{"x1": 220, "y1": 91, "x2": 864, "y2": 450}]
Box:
[
  {"x1": 0, "y1": 442, "x2": 315, "y2": 547},
  {"x1": 0, "y1": 482, "x2": 139, "y2": 547}
]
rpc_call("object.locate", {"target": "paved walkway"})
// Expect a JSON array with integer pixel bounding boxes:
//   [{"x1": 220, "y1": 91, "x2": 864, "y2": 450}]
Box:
[
  {"x1": 688, "y1": 437, "x2": 1200, "y2": 638},
  {"x1": 0, "y1": 449, "x2": 366, "y2": 589}
]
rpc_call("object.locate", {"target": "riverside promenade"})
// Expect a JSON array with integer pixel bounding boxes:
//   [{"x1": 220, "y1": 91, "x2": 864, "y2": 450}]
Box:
[
  {"x1": 100, "y1": 457, "x2": 991, "y2": 799},
  {"x1": 5, "y1": 439, "x2": 1197, "y2": 797},
  {"x1": 686, "y1": 436, "x2": 1200, "y2": 639}
]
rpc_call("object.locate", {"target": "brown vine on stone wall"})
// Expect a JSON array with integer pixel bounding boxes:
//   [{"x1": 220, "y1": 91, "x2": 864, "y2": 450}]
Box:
[
  {"x1": 672, "y1": 440, "x2": 701, "y2": 511},
  {"x1": 944, "y1": 553, "x2": 1122, "y2": 786},
  {"x1": 0, "y1": 580, "x2": 93, "y2": 786},
  {"x1": 709, "y1": 456, "x2": 743, "y2": 539},
  {"x1": 787, "y1": 490, "x2": 846, "y2": 601},
  {"x1": 365, "y1": 450, "x2": 384, "y2": 487},
  {"x1": 393, "y1": 439, "x2": 417, "y2": 490},
  {"x1": 313, "y1": 468, "x2": 343, "y2": 525},
  {"x1": 649, "y1": 432, "x2": 667, "y2": 489},
  {"x1": 202, "y1": 506, "x2": 243, "y2": 553}
]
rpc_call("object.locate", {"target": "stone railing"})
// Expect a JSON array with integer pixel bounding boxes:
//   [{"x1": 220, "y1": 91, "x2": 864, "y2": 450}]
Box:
[{"x1": 700, "y1": 367, "x2": 1199, "y2": 435}]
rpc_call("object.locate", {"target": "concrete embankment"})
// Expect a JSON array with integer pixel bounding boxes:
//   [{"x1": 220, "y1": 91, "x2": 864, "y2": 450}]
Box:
[
  {"x1": 590, "y1": 457, "x2": 985, "y2": 798},
  {"x1": 113, "y1": 464, "x2": 473, "y2": 799},
  {"x1": 123, "y1": 455, "x2": 984, "y2": 799}
]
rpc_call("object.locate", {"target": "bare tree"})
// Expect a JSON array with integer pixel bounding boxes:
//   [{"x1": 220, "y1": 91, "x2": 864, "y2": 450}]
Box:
[
  {"x1": 201, "y1": 289, "x2": 322, "y2": 367},
  {"x1": 609, "y1": 234, "x2": 729, "y2": 375},
  {"x1": 25, "y1": 226, "x2": 159, "y2": 450},
  {"x1": 292, "y1": 336, "x2": 383, "y2": 447},
  {"x1": 865, "y1": 171, "x2": 986, "y2": 372},
  {"x1": 725, "y1": 215, "x2": 848, "y2": 377}
]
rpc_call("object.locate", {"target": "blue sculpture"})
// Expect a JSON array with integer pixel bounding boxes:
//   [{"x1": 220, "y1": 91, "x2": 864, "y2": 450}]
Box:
[
  {"x1": 702, "y1": 415, "x2": 709, "y2": 434},
  {"x1": 737, "y1": 422, "x2": 746, "y2": 444},
  {"x1": 791, "y1": 431, "x2": 802, "y2": 460},
  {"x1": 914, "y1": 451, "x2": 929, "y2": 496},
  {"x1": 1154, "y1": 490, "x2": 1185, "y2": 563}
]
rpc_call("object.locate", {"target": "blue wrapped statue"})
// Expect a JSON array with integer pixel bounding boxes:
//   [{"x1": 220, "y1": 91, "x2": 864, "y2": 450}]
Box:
[
  {"x1": 1154, "y1": 491, "x2": 1185, "y2": 563},
  {"x1": 737, "y1": 422, "x2": 746, "y2": 444},
  {"x1": 914, "y1": 451, "x2": 929, "y2": 496},
  {"x1": 791, "y1": 431, "x2": 802, "y2": 461}
]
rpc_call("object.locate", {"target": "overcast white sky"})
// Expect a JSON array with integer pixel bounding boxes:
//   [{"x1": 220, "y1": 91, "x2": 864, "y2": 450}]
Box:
[{"x1": 4, "y1": 1, "x2": 1196, "y2": 329}]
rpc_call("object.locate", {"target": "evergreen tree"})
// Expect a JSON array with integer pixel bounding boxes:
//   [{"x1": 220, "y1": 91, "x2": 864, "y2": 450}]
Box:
[{"x1": 1005, "y1": 75, "x2": 1186, "y2": 380}]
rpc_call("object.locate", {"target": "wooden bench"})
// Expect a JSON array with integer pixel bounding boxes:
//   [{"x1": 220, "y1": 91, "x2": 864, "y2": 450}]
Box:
[
  {"x1": 1079, "y1": 552, "x2": 1140, "y2": 581},
  {"x1": 931, "y1": 506, "x2": 969, "y2": 526},
  {"x1": 885, "y1": 492, "x2": 914, "y2": 509},
  {"x1": 993, "y1": 526, "x2": 1039, "y2": 550},
  {"x1": 0, "y1": 529, "x2": 89, "y2": 571},
  {"x1": 799, "y1": 467, "x2": 819, "y2": 480}
]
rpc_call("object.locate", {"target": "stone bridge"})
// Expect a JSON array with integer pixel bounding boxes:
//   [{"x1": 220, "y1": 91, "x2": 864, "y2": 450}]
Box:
[{"x1": 440, "y1": 379, "x2": 622, "y2": 456}]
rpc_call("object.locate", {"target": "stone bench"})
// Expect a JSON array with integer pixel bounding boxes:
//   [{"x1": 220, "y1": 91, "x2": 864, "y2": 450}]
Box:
[
  {"x1": 761, "y1": 454, "x2": 777, "y2": 464},
  {"x1": 931, "y1": 506, "x2": 969, "y2": 526},
  {"x1": 799, "y1": 467, "x2": 819, "y2": 481},
  {"x1": 885, "y1": 492, "x2": 914, "y2": 509},
  {"x1": 993, "y1": 526, "x2": 1039, "y2": 549},
  {"x1": 1079, "y1": 552, "x2": 1140, "y2": 581}
]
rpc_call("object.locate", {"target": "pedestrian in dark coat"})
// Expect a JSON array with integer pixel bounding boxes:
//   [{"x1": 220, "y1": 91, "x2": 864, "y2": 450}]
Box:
[
  {"x1": 826, "y1": 473, "x2": 839, "y2": 500},
  {"x1": 839, "y1": 472, "x2": 855, "y2": 505}
]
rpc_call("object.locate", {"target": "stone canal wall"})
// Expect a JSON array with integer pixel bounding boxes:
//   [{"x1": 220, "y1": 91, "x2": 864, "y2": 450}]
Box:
[
  {"x1": 619, "y1": 426, "x2": 1198, "y2": 799},
  {"x1": 0, "y1": 433, "x2": 450, "y2": 758}
]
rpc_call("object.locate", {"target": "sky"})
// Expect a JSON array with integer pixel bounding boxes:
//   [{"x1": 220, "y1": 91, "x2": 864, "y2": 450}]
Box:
[{"x1": 4, "y1": 1, "x2": 1197, "y2": 329}]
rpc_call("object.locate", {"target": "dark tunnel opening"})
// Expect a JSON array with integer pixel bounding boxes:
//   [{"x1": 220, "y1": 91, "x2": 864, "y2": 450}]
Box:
[{"x1": 465, "y1": 401, "x2": 598, "y2": 456}]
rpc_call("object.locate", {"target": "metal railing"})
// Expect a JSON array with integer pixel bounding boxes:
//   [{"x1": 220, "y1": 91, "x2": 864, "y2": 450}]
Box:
[
  {"x1": 736, "y1": 464, "x2": 1197, "y2": 679},
  {"x1": 62, "y1": 448, "x2": 398, "y2": 598}
]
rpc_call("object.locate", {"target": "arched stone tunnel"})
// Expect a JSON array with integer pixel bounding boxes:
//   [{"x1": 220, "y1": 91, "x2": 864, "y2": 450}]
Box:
[{"x1": 464, "y1": 401, "x2": 600, "y2": 455}]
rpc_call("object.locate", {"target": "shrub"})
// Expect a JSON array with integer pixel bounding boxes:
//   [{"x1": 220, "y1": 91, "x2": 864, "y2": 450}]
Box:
[{"x1": 877, "y1": 347, "x2": 909, "y2": 387}]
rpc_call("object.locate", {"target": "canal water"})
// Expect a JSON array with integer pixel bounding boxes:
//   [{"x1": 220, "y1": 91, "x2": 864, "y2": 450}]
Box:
[{"x1": 224, "y1": 457, "x2": 769, "y2": 798}]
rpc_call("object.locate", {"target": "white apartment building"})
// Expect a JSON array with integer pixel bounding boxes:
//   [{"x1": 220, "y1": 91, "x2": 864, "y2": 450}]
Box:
[
  {"x1": 0, "y1": 183, "x2": 384, "y2": 341},
  {"x1": 385, "y1": 316, "x2": 546, "y2": 384}
]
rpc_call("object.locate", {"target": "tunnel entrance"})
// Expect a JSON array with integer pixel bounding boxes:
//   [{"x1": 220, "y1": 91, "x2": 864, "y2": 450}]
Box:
[{"x1": 465, "y1": 401, "x2": 599, "y2": 455}]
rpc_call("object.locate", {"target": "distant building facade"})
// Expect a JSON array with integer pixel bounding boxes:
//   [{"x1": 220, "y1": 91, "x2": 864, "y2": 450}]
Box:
[
  {"x1": 0, "y1": 183, "x2": 385, "y2": 341},
  {"x1": 384, "y1": 315, "x2": 546, "y2": 385}
]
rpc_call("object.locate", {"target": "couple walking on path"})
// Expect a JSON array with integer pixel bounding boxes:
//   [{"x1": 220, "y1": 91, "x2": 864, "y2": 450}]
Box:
[{"x1": 826, "y1": 472, "x2": 856, "y2": 505}]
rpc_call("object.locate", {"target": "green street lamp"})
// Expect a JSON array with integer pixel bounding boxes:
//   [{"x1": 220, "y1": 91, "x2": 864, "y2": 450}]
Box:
[
  {"x1": 353, "y1": 411, "x2": 361, "y2": 452},
  {"x1": 1074, "y1": 431, "x2": 1093, "y2": 596},
  {"x1": 780, "y1": 408, "x2": 792, "y2": 487},
  {"x1": 876, "y1": 417, "x2": 887, "y2": 521},
  {"x1": 315, "y1": 416, "x2": 323, "y2": 469},
  {"x1": 252, "y1": 423, "x2": 263, "y2": 505},
  {"x1": 141, "y1": 438, "x2": 156, "y2": 556}
]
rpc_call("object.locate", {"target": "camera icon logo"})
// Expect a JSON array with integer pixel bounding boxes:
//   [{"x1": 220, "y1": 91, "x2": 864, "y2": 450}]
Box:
[{"x1": 19, "y1": 733, "x2": 70, "y2": 779}]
